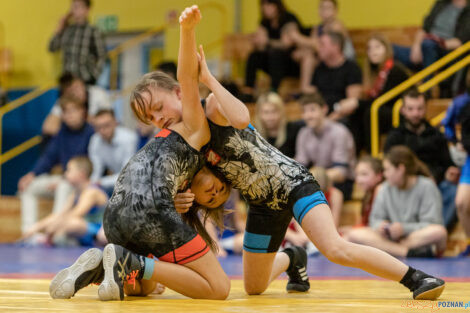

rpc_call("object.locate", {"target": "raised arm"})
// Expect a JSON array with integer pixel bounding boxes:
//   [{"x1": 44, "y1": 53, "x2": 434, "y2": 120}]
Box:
[
  {"x1": 177, "y1": 5, "x2": 207, "y2": 132},
  {"x1": 198, "y1": 45, "x2": 250, "y2": 129}
]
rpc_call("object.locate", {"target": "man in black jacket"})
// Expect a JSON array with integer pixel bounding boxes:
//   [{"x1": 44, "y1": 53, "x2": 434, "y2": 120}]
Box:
[{"x1": 384, "y1": 87, "x2": 456, "y2": 183}]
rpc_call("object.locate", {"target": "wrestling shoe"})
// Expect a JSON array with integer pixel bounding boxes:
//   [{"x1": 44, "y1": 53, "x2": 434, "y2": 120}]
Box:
[
  {"x1": 49, "y1": 248, "x2": 104, "y2": 299},
  {"x1": 98, "y1": 244, "x2": 144, "y2": 301},
  {"x1": 283, "y1": 246, "x2": 310, "y2": 292},
  {"x1": 401, "y1": 268, "x2": 445, "y2": 300}
]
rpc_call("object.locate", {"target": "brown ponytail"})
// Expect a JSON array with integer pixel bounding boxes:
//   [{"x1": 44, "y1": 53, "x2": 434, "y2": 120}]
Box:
[{"x1": 384, "y1": 145, "x2": 432, "y2": 178}]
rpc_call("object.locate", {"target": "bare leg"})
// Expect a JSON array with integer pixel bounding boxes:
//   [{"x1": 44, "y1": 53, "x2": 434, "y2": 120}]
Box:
[
  {"x1": 399, "y1": 225, "x2": 447, "y2": 254},
  {"x1": 301, "y1": 204, "x2": 408, "y2": 281},
  {"x1": 347, "y1": 227, "x2": 409, "y2": 257},
  {"x1": 242, "y1": 251, "x2": 289, "y2": 295},
  {"x1": 148, "y1": 250, "x2": 230, "y2": 300}
]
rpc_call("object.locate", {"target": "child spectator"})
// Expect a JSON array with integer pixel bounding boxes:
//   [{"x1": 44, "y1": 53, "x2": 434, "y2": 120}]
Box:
[
  {"x1": 21, "y1": 156, "x2": 108, "y2": 246},
  {"x1": 18, "y1": 96, "x2": 94, "y2": 235},
  {"x1": 42, "y1": 73, "x2": 111, "y2": 137},
  {"x1": 348, "y1": 146, "x2": 447, "y2": 258},
  {"x1": 295, "y1": 92, "x2": 356, "y2": 199},
  {"x1": 254, "y1": 92, "x2": 305, "y2": 158},
  {"x1": 354, "y1": 156, "x2": 384, "y2": 227}
]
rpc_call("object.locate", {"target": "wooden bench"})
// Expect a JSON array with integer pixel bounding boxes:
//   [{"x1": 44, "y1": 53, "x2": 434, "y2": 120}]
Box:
[
  {"x1": 222, "y1": 26, "x2": 421, "y2": 81},
  {"x1": 0, "y1": 196, "x2": 53, "y2": 243}
]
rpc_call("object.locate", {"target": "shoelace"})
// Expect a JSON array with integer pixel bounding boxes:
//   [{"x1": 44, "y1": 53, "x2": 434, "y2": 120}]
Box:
[
  {"x1": 126, "y1": 270, "x2": 140, "y2": 290},
  {"x1": 116, "y1": 252, "x2": 140, "y2": 290}
]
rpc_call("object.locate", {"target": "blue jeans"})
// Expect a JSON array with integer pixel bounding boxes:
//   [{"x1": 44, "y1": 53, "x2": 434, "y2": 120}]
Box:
[
  {"x1": 439, "y1": 180, "x2": 458, "y2": 230},
  {"x1": 393, "y1": 39, "x2": 447, "y2": 69}
]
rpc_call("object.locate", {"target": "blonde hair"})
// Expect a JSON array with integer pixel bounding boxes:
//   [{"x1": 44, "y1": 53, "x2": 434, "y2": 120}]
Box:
[
  {"x1": 130, "y1": 71, "x2": 180, "y2": 124},
  {"x1": 69, "y1": 156, "x2": 93, "y2": 178},
  {"x1": 254, "y1": 92, "x2": 287, "y2": 148},
  {"x1": 363, "y1": 33, "x2": 394, "y2": 92}
]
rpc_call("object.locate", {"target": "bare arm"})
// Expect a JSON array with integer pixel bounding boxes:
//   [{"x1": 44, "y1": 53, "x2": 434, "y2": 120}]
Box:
[
  {"x1": 198, "y1": 46, "x2": 250, "y2": 129},
  {"x1": 177, "y1": 6, "x2": 207, "y2": 133},
  {"x1": 68, "y1": 188, "x2": 108, "y2": 219}
]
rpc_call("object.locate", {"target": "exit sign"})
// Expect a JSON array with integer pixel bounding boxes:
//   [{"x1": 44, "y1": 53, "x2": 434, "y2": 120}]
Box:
[{"x1": 96, "y1": 15, "x2": 119, "y2": 33}]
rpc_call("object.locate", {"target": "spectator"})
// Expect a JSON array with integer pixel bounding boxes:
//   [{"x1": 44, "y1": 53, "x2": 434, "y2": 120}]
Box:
[
  {"x1": 155, "y1": 61, "x2": 177, "y2": 79},
  {"x1": 289, "y1": 0, "x2": 356, "y2": 93},
  {"x1": 308, "y1": 31, "x2": 363, "y2": 150},
  {"x1": 295, "y1": 93, "x2": 356, "y2": 199},
  {"x1": 42, "y1": 73, "x2": 111, "y2": 137},
  {"x1": 393, "y1": 0, "x2": 470, "y2": 70},
  {"x1": 354, "y1": 156, "x2": 384, "y2": 227},
  {"x1": 348, "y1": 146, "x2": 447, "y2": 258},
  {"x1": 89, "y1": 109, "x2": 138, "y2": 194},
  {"x1": 384, "y1": 87, "x2": 455, "y2": 183},
  {"x1": 21, "y1": 156, "x2": 108, "y2": 246},
  {"x1": 362, "y1": 33, "x2": 409, "y2": 142},
  {"x1": 244, "y1": 0, "x2": 302, "y2": 94},
  {"x1": 254, "y1": 92, "x2": 305, "y2": 158},
  {"x1": 443, "y1": 78, "x2": 470, "y2": 255},
  {"x1": 18, "y1": 96, "x2": 94, "y2": 234},
  {"x1": 49, "y1": 0, "x2": 106, "y2": 84}
]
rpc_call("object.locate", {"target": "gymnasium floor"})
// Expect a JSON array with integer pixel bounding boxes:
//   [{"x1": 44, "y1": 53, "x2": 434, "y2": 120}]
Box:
[{"x1": 0, "y1": 245, "x2": 469, "y2": 312}]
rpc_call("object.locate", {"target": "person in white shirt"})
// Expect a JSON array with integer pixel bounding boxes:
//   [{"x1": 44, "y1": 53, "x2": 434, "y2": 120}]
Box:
[{"x1": 88, "y1": 109, "x2": 137, "y2": 193}]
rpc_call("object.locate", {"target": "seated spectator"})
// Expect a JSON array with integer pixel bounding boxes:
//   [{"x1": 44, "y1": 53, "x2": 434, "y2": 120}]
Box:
[
  {"x1": 295, "y1": 93, "x2": 356, "y2": 199},
  {"x1": 244, "y1": 0, "x2": 302, "y2": 94},
  {"x1": 362, "y1": 33, "x2": 409, "y2": 145},
  {"x1": 348, "y1": 146, "x2": 447, "y2": 258},
  {"x1": 307, "y1": 31, "x2": 363, "y2": 150},
  {"x1": 289, "y1": 0, "x2": 356, "y2": 93},
  {"x1": 42, "y1": 73, "x2": 111, "y2": 137},
  {"x1": 49, "y1": 0, "x2": 106, "y2": 84},
  {"x1": 254, "y1": 92, "x2": 305, "y2": 158},
  {"x1": 88, "y1": 109, "x2": 138, "y2": 194},
  {"x1": 18, "y1": 96, "x2": 94, "y2": 234},
  {"x1": 136, "y1": 121, "x2": 158, "y2": 150},
  {"x1": 393, "y1": 0, "x2": 470, "y2": 70},
  {"x1": 20, "y1": 156, "x2": 108, "y2": 246},
  {"x1": 443, "y1": 79, "x2": 470, "y2": 255},
  {"x1": 355, "y1": 156, "x2": 384, "y2": 226},
  {"x1": 384, "y1": 87, "x2": 456, "y2": 184}
]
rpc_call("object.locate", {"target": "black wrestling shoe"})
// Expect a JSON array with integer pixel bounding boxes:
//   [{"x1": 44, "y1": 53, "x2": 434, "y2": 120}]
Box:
[
  {"x1": 49, "y1": 248, "x2": 104, "y2": 299},
  {"x1": 283, "y1": 246, "x2": 310, "y2": 293},
  {"x1": 402, "y1": 269, "x2": 445, "y2": 300},
  {"x1": 98, "y1": 244, "x2": 144, "y2": 301},
  {"x1": 407, "y1": 244, "x2": 437, "y2": 258}
]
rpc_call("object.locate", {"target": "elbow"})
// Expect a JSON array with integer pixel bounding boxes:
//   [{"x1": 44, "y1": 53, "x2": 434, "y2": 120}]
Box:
[
  {"x1": 232, "y1": 109, "x2": 251, "y2": 129},
  {"x1": 232, "y1": 118, "x2": 250, "y2": 130}
]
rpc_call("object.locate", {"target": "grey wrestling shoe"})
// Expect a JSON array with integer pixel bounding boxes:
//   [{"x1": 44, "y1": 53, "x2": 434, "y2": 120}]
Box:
[
  {"x1": 98, "y1": 244, "x2": 144, "y2": 301},
  {"x1": 283, "y1": 246, "x2": 310, "y2": 293},
  {"x1": 49, "y1": 248, "x2": 104, "y2": 299}
]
